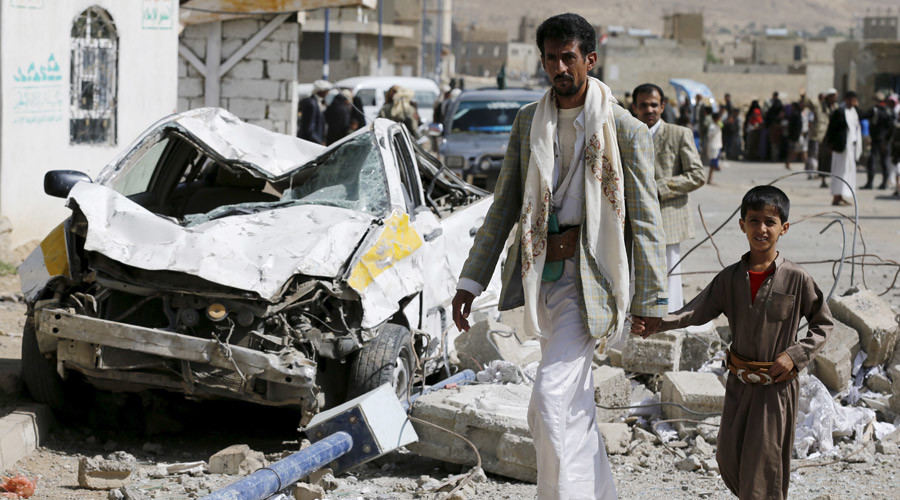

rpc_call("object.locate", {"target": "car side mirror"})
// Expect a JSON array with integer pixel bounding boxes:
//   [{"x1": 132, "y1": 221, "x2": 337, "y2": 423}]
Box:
[
  {"x1": 427, "y1": 123, "x2": 444, "y2": 137},
  {"x1": 44, "y1": 170, "x2": 92, "y2": 198}
]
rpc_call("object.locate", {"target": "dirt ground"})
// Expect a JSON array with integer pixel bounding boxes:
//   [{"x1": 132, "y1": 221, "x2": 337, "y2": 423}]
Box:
[{"x1": 1, "y1": 160, "x2": 899, "y2": 499}]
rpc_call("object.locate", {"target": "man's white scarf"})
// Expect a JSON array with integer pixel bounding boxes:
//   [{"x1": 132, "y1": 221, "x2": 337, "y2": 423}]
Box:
[{"x1": 520, "y1": 76, "x2": 629, "y2": 344}]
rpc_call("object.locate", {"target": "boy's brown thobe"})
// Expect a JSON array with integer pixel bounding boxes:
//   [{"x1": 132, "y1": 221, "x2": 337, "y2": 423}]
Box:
[{"x1": 661, "y1": 253, "x2": 832, "y2": 500}]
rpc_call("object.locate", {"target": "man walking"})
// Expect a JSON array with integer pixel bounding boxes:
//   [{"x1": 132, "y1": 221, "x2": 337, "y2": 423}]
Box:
[
  {"x1": 816, "y1": 89, "x2": 839, "y2": 188},
  {"x1": 451, "y1": 13, "x2": 668, "y2": 499},
  {"x1": 297, "y1": 80, "x2": 331, "y2": 145},
  {"x1": 632, "y1": 83, "x2": 704, "y2": 312},
  {"x1": 863, "y1": 91, "x2": 894, "y2": 189},
  {"x1": 824, "y1": 91, "x2": 861, "y2": 206}
]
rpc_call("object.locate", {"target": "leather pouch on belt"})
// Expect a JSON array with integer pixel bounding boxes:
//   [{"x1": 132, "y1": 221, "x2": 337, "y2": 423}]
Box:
[{"x1": 542, "y1": 213, "x2": 564, "y2": 282}]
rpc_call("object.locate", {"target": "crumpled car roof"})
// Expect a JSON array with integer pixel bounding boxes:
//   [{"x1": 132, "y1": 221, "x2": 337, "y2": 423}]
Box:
[{"x1": 97, "y1": 108, "x2": 327, "y2": 184}]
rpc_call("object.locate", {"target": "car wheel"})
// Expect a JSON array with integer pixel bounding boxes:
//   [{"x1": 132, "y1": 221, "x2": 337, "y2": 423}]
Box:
[
  {"x1": 346, "y1": 324, "x2": 415, "y2": 401},
  {"x1": 21, "y1": 315, "x2": 66, "y2": 411}
]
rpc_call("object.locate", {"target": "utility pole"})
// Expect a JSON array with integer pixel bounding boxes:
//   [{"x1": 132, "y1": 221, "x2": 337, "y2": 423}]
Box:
[{"x1": 323, "y1": 8, "x2": 330, "y2": 80}]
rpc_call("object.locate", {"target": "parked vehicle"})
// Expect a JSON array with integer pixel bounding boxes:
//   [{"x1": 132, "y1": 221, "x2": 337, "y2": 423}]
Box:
[
  {"x1": 20, "y1": 108, "x2": 500, "y2": 426},
  {"x1": 437, "y1": 89, "x2": 543, "y2": 190},
  {"x1": 336, "y1": 76, "x2": 441, "y2": 125}
]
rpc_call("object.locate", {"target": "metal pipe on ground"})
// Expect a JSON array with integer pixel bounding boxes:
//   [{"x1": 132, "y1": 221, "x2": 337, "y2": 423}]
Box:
[{"x1": 199, "y1": 431, "x2": 352, "y2": 500}]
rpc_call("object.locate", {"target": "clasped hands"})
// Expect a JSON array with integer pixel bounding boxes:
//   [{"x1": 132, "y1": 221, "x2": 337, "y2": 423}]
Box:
[{"x1": 629, "y1": 316, "x2": 662, "y2": 338}]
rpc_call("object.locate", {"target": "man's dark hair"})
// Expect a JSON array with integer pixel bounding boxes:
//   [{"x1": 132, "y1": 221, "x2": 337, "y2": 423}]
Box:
[
  {"x1": 632, "y1": 83, "x2": 665, "y2": 102},
  {"x1": 740, "y1": 185, "x2": 790, "y2": 222},
  {"x1": 535, "y1": 13, "x2": 596, "y2": 57},
  {"x1": 845, "y1": 90, "x2": 858, "y2": 99}
]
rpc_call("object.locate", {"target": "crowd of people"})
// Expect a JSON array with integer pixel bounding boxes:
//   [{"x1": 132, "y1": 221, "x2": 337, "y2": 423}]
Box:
[
  {"x1": 645, "y1": 88, "x2": 900, "y2": 201},
  {"x1": 296, "y1": 79, "x2": 422, "y2": 146}
]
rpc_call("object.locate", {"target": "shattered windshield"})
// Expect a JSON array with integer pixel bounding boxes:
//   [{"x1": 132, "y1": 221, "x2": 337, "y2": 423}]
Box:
[{"x1": 281, "y1": 132, "x2": 389, "y2": 216}]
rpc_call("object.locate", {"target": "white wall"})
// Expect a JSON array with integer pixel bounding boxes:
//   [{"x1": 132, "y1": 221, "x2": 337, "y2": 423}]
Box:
[{"x1": 0, "y1": 0, "x2": 178, "y2": 249}]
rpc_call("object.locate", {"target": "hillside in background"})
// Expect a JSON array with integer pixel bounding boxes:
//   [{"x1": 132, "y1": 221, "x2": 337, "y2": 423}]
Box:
[{"x1": 454, "y1": 0, "x2": 898, "y2": 40}]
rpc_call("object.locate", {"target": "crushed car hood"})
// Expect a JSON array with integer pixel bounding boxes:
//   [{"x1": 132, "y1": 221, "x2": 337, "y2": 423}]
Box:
[
  {"x1": 68, "y1": 182, "x2": 375, "y2": 300},
  {"x1": 97, "y1": 108, "x2": 327, "y2": 184}
]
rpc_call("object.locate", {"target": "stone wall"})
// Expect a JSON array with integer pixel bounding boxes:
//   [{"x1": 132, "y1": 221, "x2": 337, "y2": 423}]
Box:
[{"x1": 178, "y1": 18, "x2": 299, "y2": 135}]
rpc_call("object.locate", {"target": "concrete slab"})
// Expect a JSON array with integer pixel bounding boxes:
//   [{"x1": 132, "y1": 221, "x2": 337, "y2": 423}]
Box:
[
  {"x1": 622, "y1": 330, "x2": 683, "y2": 374},
  {"x1": 828, "y1": 288, "x2": 899, "y2": 367},
  {"x1": 454, "y1": 318, "x2": 541, "y2": 373},
  {"x1": 593, "y1": 365, "x2": 631, "y2": 422},
  {"x1": 0, "y1": 404, "x2": 52, "y2": 471},
  {"x1": 407, "y1": 384, "x2": 536, "y2": 483},
  {"x1": 660, "y1": 372, "x2": 725, "y2": 420}
]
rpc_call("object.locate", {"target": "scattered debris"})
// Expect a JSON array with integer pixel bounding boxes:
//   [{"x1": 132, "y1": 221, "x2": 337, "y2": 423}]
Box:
[
  {"x1": 455, "y1": 318, "x2": 540, "y2": 372},
  {"x1": 827, "y1": 288, "x2": 899, "y2": 367},
  {"x1": 292, "y1": 482, "x2": 325, "y2": 500}
]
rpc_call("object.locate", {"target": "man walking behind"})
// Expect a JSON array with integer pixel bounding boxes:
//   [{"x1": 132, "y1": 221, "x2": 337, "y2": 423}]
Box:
[
  {"x1": 297, "y1": 80, "x2": 331, "y2": 145},
  {"x1": 632, "y1": 83, "x2": 705, "y2": 312},
  {"x1": 816, "y1": 89, "x2": 839, "y2": 188},
  {"x1": 824, "y1": 91, "x2": 861, "y2": 206},
  {"x1": 863, "y1": 91, "x2": 894, "y2": 190},
  {"x1": 452, "y1": 13, "x2": 668, "y2": 500}
]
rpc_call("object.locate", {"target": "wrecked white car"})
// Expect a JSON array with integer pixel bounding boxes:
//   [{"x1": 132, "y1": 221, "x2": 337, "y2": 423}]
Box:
[{"x1": 19, "y1": 108, "x2": 500, "y2": 425}]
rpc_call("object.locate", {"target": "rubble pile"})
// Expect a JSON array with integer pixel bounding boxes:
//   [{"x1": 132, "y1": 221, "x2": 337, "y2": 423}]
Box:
[{"x1": 409, "y1": 287, "x2": 900, "y2": 484}]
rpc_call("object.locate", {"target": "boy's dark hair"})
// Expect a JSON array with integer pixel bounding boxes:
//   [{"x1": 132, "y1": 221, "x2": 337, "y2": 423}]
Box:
[
  {"x1": 632, "y1": 83, "x2": 665, "y2": 102},
  {"x1": 535, "y1": 13, "x2": 596, "y2": 58},
  {"x1": 740, "y1": 185, "x2": 790, "y2": 222}
]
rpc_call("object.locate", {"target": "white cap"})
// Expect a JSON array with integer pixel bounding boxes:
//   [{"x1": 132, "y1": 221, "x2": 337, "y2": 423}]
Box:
[
  {"x1": 824, "y1": 88, "x2": 837, "y2": 96},
  {"x1": 313, "y1": 79, "x2": 333, "y2": 93}
]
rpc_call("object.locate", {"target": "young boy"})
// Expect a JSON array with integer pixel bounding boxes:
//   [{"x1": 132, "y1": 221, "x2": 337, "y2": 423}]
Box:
[{"x1": 632, "y1": 185, "x2": 833, "y2": 500}]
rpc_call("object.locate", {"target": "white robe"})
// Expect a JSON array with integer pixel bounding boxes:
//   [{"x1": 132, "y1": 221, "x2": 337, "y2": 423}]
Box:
[{"x1": 830, "y1": 107, "x2": 861, "y2": 198}]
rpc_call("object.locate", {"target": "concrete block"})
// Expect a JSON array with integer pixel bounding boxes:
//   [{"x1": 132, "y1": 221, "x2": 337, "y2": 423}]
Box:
[
  {"x1": 675, "y1": 455, "x2": 702, "y2": 471},
  {"x1": 247, "y1": 119, "x2": 275, "y2": 132},
  {"x1": 221, "y1": 38, "x2": 244, "y2": 60},
  {"x1": 178, "y1": 77, "x2": 204, "y2": 99},
  {"x1": 209, "y1": 444, "x2": 265, "y2": 475},
  {"x1": 222, "y1": 18, "x2": 263, "y2": 40},
  {"x1": 680, "y1": 323, "x2": 721, "y2": 371},
  {"x1": 292, "y1": 483, "x2": 325, "y2": 500},
  {"x1": 221, "y1": 78, "x2": 281, "y2": 99},
  {"x1": 227, "y1": 98, "x2": 268, "y2": 120},
  {"x1": 177, "y1": 60, "x2": 187, "y2": 78},
  {"x1": 271, "y1": 120, "x2": 288, "y2": 135},
  {"x1": 593, "y1": 365, "x2": 631, "y2": 422},
  {"x1": 408, "y1": 384, "x2": 536, "y2": 483},
  {"x1": 225, "y1": 60, "x2": 264, "y2": 79},
  {"x1": 597, "y1": 423, "x2": 630, "y2": 455},
  {"x1": 0, "y1": 404, "x2": 53, "y2": 471},
  {"x1": 267, "y1": 61, "x2": 298, "y2": 81},
  {"x1": 267, "y1": 101, "x2": 295, "y2": 122},
  {"x1": 812, "y1": 319, "x2": 861, "y2": 392},
  {"x1": 828, "y1": 288, "x2": 899, "y2": 367},
  {"x1": 177, "y1": 98, "x2": 190, "y2": 112},
  {"x1": 248, "y1": 40, "x2": 284, "y2": 60},
  {"x1": 270, "y1": 22, "x2": 299, "y2": 42},
  {"x1": 78, "y1": 456, "x2": 134, "y2": 490},
  {"x1": 454, "y1": 318, "x2": 541, "y2": 373},
  {"x1": 815, "y1": 346, "x2": 853, "y2": 392},
  {"x1": 660, "y1": 372, "x2": 725, "y2": 420},
  {"x1": 286, "y1": 41, "x2": 299, "y2": 62},
  {"x1": 623, "y1": 330, "x2": 683, "y2": 374}
]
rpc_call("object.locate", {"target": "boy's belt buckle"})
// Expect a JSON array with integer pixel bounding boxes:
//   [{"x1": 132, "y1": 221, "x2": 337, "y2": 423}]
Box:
[{"x1": 735, "y1": 368, "x2": 774, "y2": 385}]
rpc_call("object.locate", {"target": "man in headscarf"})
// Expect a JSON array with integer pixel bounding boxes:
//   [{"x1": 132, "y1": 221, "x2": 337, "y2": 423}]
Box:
[
  {"x1": 378, "y1": 85, "x2": 420, "y2": 137},
  {"x1": 451, "y1": 13, "x2": 667, "y2": 500},
  {"x1": 297, "y1": 79, "x2": 331, "y2": 145},
  {"x1": 824, "y1": 91, "x2": 861, "y2": 206}
]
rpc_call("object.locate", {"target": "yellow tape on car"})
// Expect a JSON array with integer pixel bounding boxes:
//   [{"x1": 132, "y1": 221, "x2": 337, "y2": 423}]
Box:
[{"x1": 348, "y1": 212, "x2": 422, "y2": 291}]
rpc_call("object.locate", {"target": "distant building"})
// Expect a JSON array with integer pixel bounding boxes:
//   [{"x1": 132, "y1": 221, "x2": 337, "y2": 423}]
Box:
[
  {"x1": 834, "y1": 39, "x2": 900, "y2": 107},
  {"x1": 453, "y1": 27, "x2": 508, "y2": 78},
  {"x1": 663, "y1": 13, "x2": 703, "y2": 44},
  {"x1": 862, "y1": 15, "x2": 899, "y2": 40},
  {"x1": 506, "y1": 42, "x2": 540, "y2": 79}
]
